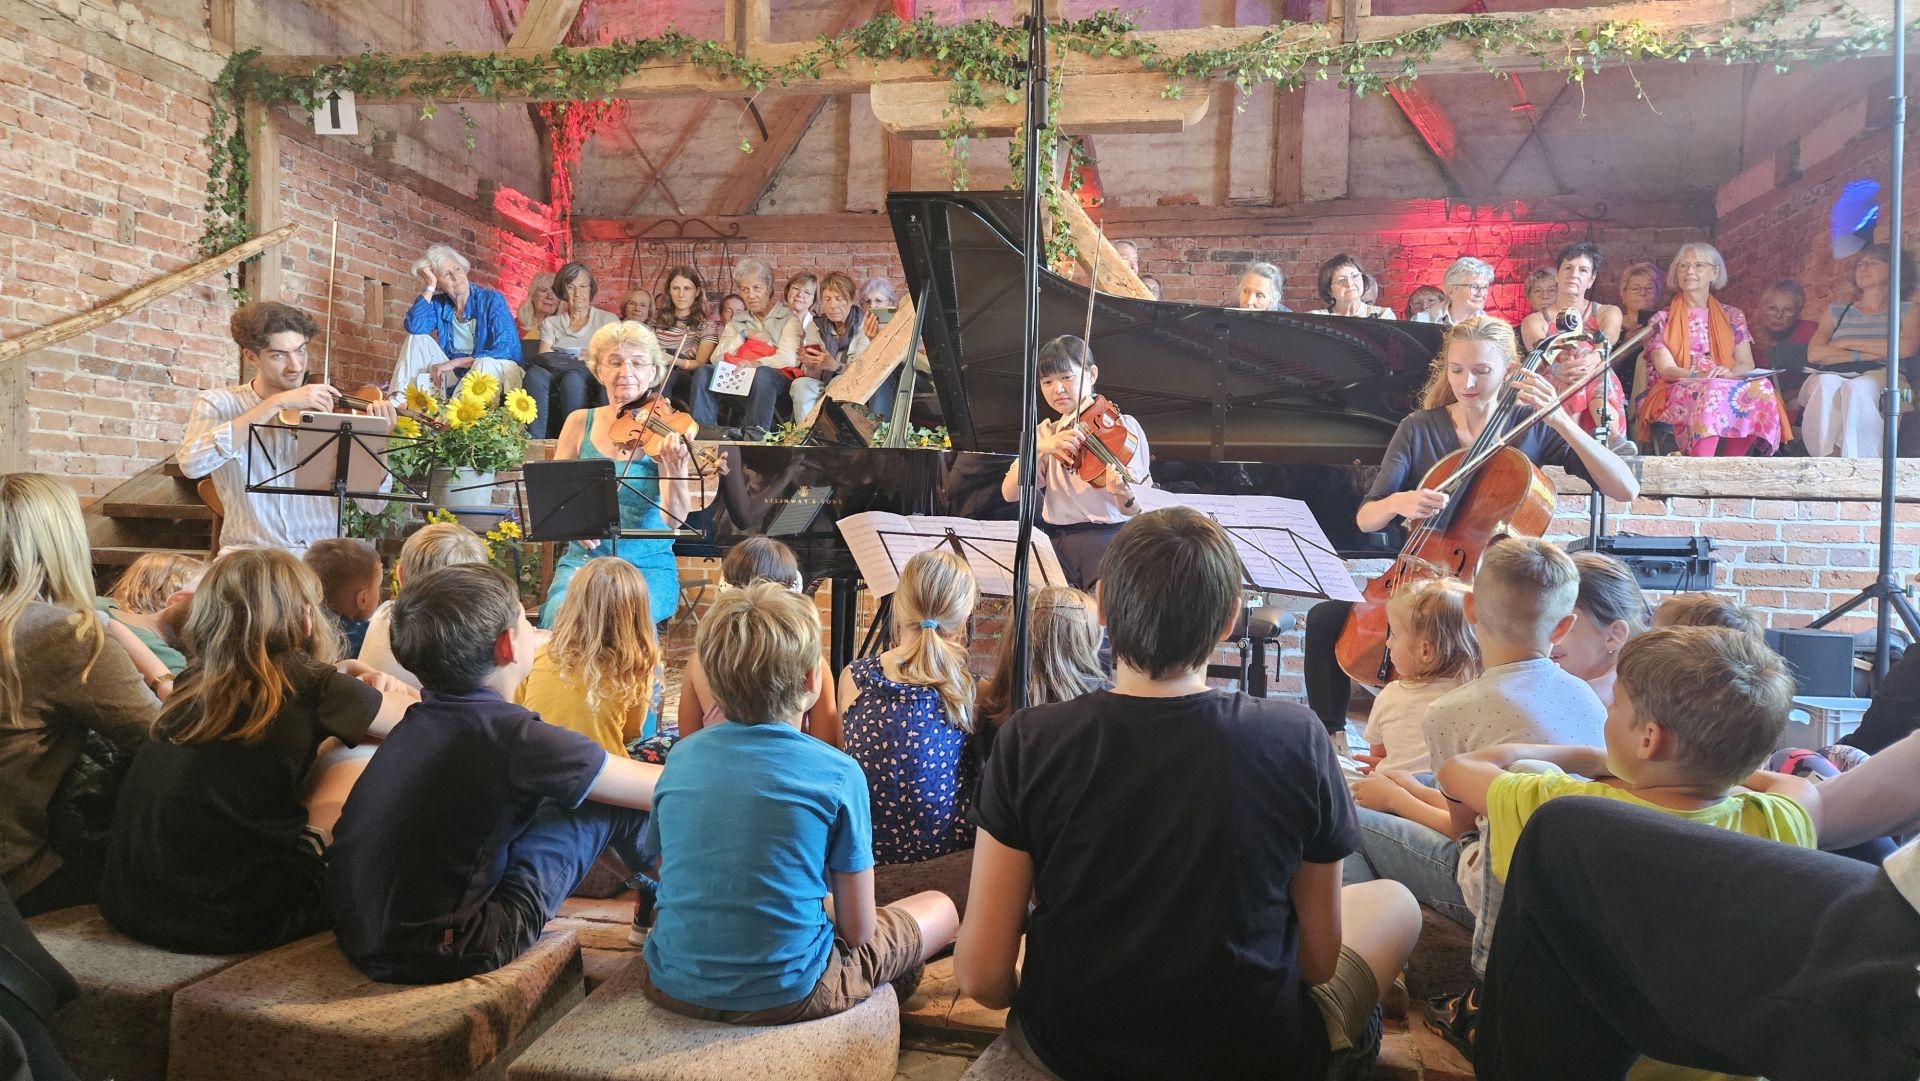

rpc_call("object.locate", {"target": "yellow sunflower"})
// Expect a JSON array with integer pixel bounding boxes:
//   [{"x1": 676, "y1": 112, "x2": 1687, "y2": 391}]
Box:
[
  {"x1": 458, "y1": 371, "x2": 501, "y2": 406},
  {"x1": 492, "y1": 520, "x2": 522, "y2": 540},
  {"x1": 392, "y1": 415, "x2": 422, "y2": 440},
  {"x1": 448, "y1": 394, "x2": 488, "y2": 428},
  {"x1": 404, "y1": 385, "x2": 439, "y2": 416},
  {"x1": 503, "y1": 388, "x2": 538, "y2": 426}
]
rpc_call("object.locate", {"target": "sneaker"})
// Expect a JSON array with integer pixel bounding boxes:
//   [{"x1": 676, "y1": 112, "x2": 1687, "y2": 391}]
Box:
[
  {"x1": 628, "y1": 873, "x2": 660, "y2": 946},
  {"x1": 1422, "y1": 984, "x2": 1481, "y2": 1060}
]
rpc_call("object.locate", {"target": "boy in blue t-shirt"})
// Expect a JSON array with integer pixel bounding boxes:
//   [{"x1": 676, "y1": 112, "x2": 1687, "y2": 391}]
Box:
[
  {"x1": 639, "y1": 581, "x2": 958, "y2": 1023},
  {"x1": 325, "y1": 564, "x2": 664, "y2": 984}
]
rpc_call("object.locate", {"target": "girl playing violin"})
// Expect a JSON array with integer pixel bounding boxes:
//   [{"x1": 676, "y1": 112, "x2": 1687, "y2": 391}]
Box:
[
  {"x1": 1302, "y1": 316, "x2": 1640, "y2": 740},
  {"x1": 997, "y1": 335, "x2": 1151, "y2": 590},
  {"x1": 541, "y1": 321, "x2": 710, "y2": 629}
]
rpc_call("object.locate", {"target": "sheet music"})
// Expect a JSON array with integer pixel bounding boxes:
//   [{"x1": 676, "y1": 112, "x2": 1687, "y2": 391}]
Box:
[
  {"x1": 836, "y1": 511, "x2": 1067, "y2": 598},
  {"x1": 1132, "y1": 487, "x2": 1362, "y2": 602},
  {"x1": 707, "y1": 358, "x2": 757, "y2": 397}
]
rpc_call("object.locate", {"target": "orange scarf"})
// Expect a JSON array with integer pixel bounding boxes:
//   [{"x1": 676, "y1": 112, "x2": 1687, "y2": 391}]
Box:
[{"x1": 1635, "y1": 294, "x2": 1792, "y2": 442}]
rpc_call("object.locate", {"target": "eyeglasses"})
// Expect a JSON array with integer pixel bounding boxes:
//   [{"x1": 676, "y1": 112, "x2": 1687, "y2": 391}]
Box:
[
  {"x1": 600, "y1": 357, "x2": 659, "y2": 371},
  {"x1": 1677, "y1": 261, "x2": 1717, "y2": 273}
]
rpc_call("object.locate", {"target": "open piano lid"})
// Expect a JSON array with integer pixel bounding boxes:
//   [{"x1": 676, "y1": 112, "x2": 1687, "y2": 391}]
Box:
[{"x1": 888, "y1": 191, "x2": 1445, "y2": 465}]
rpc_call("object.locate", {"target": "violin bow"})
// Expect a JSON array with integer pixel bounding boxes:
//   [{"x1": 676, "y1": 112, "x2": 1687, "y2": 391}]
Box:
[
  {"x1": 1438, "y1": 347, "x2": 1634, "y2": 495},
  {"x1": 322, "y1": 219, "x2": 339, "y2": 386}
]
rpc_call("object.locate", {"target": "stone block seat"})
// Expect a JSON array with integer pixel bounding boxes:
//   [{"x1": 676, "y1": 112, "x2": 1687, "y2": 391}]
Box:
[
  {"x1": 24, "y1": 904, "x2": 255, "y2": 1081},
  {"x1": 957, "y1": 1035, "x2": 1051, "y2": 1081},
  {"x1": 166, "y1": 929, "x2": 584, "y2": 1081},
  {"x1": 507, "y1": 957, "x2": 899, "y2": 1081}
]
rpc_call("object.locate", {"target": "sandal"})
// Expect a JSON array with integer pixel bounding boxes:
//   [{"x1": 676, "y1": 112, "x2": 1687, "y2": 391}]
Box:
[{"x1": 1422, "y1": 983, "x2": 1481, "y2": 1060}]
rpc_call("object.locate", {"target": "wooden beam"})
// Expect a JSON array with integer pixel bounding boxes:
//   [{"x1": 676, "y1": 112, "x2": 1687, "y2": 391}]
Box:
[
  {"x1": 208, "y1": 0, "x2": 234, "y2": 48},
  {"x1": 724, "y1": 0, "x2": 770, "y2": 51},
  {"x1": 506, "y1": 0, "x2": 586, "y2": 50},
  {"x1": 1298, "y1": 82, "x2": 1350, "y2": 202},
  {"x1": 0, "y1": 225, "x2": 302, "y2": 365},
  {"x1": 1041, "y1": 194, "x2": 1153, "y2": 299},
  {"x1": 243, "y1": 102, "x2": 285, "y2": 305},
  {"x1": 259, "y1": 0, "x2": 1886, "y2": 103},
  {"x1": 1387, "y1": 82, "x2": 1492, "y2": 200},
  {"x1": 622, "y1": 99, "x2": 713, "y2": 216},
  {"x1": 1271, "y1": 86, "x2": 1305, "y2": 206},
  {"x1": 870, "y1": 73, "x2": 1212, "y2": 139},
  {"x1": 883, "y1": 132, "x2": 913, "y2": 193},
  {"x1": 710, "y1": 96, "x2": 829, "y2": 214},
  {"x1": 0, "y1": 337, "x2": 24, "y2": 473}
]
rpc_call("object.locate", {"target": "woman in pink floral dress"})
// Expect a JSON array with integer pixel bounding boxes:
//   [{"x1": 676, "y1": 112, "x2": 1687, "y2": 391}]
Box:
[{"x1": 1634, "y1": 242, "x2": 1787, "y2": 456}]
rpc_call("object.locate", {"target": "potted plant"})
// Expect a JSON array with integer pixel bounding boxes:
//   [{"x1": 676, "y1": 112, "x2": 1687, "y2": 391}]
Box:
[{"x1": 387, "y1": 373, "x2": 537, "y2": 510}]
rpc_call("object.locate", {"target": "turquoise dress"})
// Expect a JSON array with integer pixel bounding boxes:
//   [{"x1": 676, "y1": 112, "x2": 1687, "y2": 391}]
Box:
[{"x1": 539, "y1": 408, "x2": 681, "y2": 629}]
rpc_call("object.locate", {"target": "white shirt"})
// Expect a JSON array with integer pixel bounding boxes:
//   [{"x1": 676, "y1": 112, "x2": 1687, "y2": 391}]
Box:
[
  {"x1": 1363, "y1": 676, "x2": 1462, "y2": 774},
  {"x1": 539, "y1": 308, "x2": 619, "y2": 356},
  {"x1": 715, "y1": 304, "x2": 804, "y2": 369},
  {"x1": 177, "y1": 383, "x2": 343, "y2": 553},
  {"x1": 1017, "y1": 413, "x2": 1153, "y2": 526},
  {"x1": 1422, "y1": 657, "x2": 1606, "y2": 777}
]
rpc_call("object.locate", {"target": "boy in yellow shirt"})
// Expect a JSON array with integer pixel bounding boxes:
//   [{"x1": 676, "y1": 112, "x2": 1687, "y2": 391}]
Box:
[{"x1": 1431, "y1": 626, "x2": 1820, "y2": 1066}]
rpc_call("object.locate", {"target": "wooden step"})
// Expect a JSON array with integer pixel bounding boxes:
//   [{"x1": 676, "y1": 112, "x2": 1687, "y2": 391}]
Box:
[
  {"x1": 92, "y1": 545, "x2": 207, "y2": 567},
  {"x1": 98, "y1": 470, "x2": 212, "y2": 521}
]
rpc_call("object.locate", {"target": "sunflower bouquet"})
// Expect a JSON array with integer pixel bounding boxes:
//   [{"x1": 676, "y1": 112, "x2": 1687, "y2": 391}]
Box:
[{"x1": 387, "y1": 372, "x2": 538, "y2": 478}]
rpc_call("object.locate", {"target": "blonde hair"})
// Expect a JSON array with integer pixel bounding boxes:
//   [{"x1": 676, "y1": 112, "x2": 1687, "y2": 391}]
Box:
[
  {"x1": 543, "y1": 559, "x2": 659, "y2": 723},
  {"x1": 396, "y1": 522, "x2": 488, "y2": 586},
  {"x1": 1418, "y1": 315, "x2": 1521, "y2": 409},
  {"x1": 697, "y1": 580, "x2": 822, "y2": 725},
  {"x1": 1653, "y1": 592, "x2": 1762, "y2": 637},
  {"x1": 586, "y1": 319, "x2": 666, "y2": 375},
  {"x1": 157, "y1": 549, "x2": 339, "y2": 745},
  {"x1": 110, "y1": 552, "x2": 205, "y2": 614},
  {"x1": 975, "y1": 587, "x2": 1106, "y2": 731},
  {"x1": 1385, "y1": 577, "x2": 1479, "y2": 684},
  {"x1": 891, "y1": 549, "x2": 979, "y2": 732},
  {"x1": 517, "y1": 271, "x2": 557, "y2": 329},
  {"x1": 1470, "y1": 537, "x2": 1580, "y2": 645},
  {"x1": 0, "y1": 474, "x2": 107, "y2": 721},
  {"x1": 1616, "y1": 627, "x2": 1793, "y2": 787}
]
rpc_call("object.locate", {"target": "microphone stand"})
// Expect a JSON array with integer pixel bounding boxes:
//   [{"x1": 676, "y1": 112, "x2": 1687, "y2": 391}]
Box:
[{"x1": 1007, "y1": 0, "x2": 1047, "y2": 708}]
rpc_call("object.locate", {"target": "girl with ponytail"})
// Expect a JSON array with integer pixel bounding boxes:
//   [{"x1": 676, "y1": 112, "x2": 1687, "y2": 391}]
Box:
[{"x1": 839, "y1": 549, "x2": 979, "y2": 864}]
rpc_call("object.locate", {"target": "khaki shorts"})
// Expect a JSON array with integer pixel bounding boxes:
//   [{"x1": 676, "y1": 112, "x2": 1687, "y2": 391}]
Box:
[{"x1": 640, "y1": 905, "x2": 923, "y2": 1025}]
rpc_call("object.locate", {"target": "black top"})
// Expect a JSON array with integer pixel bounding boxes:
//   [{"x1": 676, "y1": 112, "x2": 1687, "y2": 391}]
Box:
[
  {"x1": 101, "y1": 655, "x2": 379, "y2": 954},
  {"x1": 1844, "y1": 645, "x2": 1920, "y2": 754},
  {"x1": 1364, "y1": 406, "x2": 1593, "y2": 505},
  {"x1": 325, "y1": 688, "x2": 607, "y2": 982},
  {"x1": 972, "y1": 689, "x2": 1359, "y2": 1081}
]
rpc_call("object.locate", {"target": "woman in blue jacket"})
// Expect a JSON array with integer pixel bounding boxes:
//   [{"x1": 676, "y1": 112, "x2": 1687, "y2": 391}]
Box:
[{"x1": 390, "y1": 244, "x2": 524, "y2": 397}]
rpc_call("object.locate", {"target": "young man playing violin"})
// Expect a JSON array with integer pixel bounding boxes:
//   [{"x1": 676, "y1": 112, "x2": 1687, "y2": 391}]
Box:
[
  {"x1": 1302, "y1": 315, "x2": 1639, "y2": 742},
  {"x1": 179, "y1": 301, "x2": 397, "y2": 554},
  {"x1": 998, "y1": 335, "x2": 1151, "y2": 591}
]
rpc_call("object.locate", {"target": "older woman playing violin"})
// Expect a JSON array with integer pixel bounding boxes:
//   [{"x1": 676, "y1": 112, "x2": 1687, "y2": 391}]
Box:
[
  {"x1": 540, "y1": 321, "x2": 707, "y2": 629},
  {"x1": 1302, "y1": 316, "x2": 1639, "y2": 738}
]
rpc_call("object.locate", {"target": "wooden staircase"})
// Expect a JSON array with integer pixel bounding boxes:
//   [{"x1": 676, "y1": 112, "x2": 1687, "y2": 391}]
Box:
[{"x1": 84, "y1": 459, "x2": 215, "y2": 577}]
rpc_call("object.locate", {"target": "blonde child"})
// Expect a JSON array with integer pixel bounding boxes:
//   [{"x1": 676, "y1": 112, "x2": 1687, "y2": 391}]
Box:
[
  {"x1": 839, "y1": 549, "x2": 978, "y2": 865},
  {"x1": 678, "y1": 536, "x2": 840, "y2": 746},
  {"x1": 357, "y1": 522, "x2": 489, "y2": 688},
  {"x1": 1357, "y1": 577, "x2": 1477, "y2": 777},
  {"x1": 100, "y1": 549, "x2": 416, "y2": 954},
  {"x1": 99, "y1": 551, "x2": 204, "y2": 676},
  {"x1": 1653, "y1": 592, "x2": 1763, "y2": 637},
  {"x1": 516, "y1": 558, "x2": 661, "y2": 755},
  {"x1": 975, "y1": 586, "x2": 1107, "y2": 738}
]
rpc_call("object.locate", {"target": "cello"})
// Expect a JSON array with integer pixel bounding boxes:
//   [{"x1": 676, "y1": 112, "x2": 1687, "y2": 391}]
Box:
[{"x1": 1334, "y1": 317, "x2": 1620, "y2": 689}]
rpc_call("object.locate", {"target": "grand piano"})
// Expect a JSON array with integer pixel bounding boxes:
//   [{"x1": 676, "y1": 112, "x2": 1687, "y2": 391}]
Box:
[{"x1": 690, "y1": 191, "x2": 1446, "y2": 665}]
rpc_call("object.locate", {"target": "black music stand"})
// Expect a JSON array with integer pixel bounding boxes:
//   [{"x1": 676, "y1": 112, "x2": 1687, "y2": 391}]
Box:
[
  {"x1": 245, "y1": 413, "x2": 421, "y2": 537},
  {"x1": 521, "y1": 458, "x2": 706, "y2": 555}
]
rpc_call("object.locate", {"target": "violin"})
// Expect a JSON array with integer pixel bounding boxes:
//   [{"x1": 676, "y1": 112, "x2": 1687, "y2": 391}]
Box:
[
  {"x1": 609, "y1": 392, "x2": 727, "y2": 479},
  {"x1": 277, "y1": 379, "x2": 444, "y2": 432},
  {"x1": 1067, "y1": 394, "x2": 1141, "y2": 489}
]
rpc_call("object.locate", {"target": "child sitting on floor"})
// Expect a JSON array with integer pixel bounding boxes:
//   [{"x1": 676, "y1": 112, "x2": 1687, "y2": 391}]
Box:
[
  {"x1": 973, "y1": 585, "x2": 1109, "y2": 762},
  {"x1": 101, "y1": 549, "x2": 415, "y2": 954},
  {"x1": 1349, "y1": 577, "x2": 1476, "y2": 836},
  {"x1": 303, "y1": 538, "x2": 383, "y2": 658},
  {"x1": 355, "y1": 522, "x2": 488, "y2": 688},
  {"x1": 638, "y1": 580, "x2": 958, "y2": 1024},
  {"x1": 1431, "y1": 625, "x2": 1819, "y2": 1065},
  {"x1": 1344, "y1": 537, "x2": 1604, "y2": 931},
  {"x1": 326, "y1": 564, "x2": 663, "y2": 984},
  {"x1": 515, "y1": 557, "x2": 661, "y2": 756},
  {"x1": 1653, "y1": 591, "x2": 1764, "y2": 637},
  {"x1": 956, "y1": 507, "x2": 1420, "y2": 1081},
  {"x1": 840, "y1": 548, "x2": 979, "y2": 865},
  {"x1": 677, "y1": 536, "x2": 840, "y2": 747}
]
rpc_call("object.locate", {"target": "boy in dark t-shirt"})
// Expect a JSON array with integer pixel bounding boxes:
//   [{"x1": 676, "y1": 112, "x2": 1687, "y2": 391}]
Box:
[
  {"x1": 956, "y1": 507, "x2": 1422, "y2": 1081},
  {"x1": 326, "y1": 564, "x2": 664, "y2": 984}
]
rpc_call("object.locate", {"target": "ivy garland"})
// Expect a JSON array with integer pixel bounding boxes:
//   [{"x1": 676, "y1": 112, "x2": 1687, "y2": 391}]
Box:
[{"x1": 200, "y1": 2, "x2": 1899, "y2": 268}]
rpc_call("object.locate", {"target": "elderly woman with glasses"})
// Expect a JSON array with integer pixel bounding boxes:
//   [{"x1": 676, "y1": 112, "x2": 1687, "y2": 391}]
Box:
[
  {"x1": 392, "y1": 244, "x2": 525, "y2": 397},
  {"x1": 1416, "y1": 258, "x2": 1494, "y2": 325},
  {"x1": 1634, "y1": 243, "x2": 1786, "y2": 457},
  {"x1": 541, "y1": 321, "x2": 711, "y2": 628}
]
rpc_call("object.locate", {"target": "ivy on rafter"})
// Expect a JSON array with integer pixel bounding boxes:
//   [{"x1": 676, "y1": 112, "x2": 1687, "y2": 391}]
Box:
[{"x1": 200, "y1": 2, "x2": 1901, "y2": 266}]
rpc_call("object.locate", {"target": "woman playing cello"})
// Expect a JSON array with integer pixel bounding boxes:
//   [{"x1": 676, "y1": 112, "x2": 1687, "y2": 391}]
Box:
[{"x1": 1302, "y1": 316, "x2": 1641, "y2": 739}]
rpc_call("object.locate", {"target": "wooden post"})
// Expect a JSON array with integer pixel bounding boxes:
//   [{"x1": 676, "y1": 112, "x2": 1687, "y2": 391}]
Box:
[
  {"x1": 0, "y1": 346, "x2": 24, "y2": 474},
  {"x1": 1271, "y1": 87, "x2": 1305, "y2": 206},
  {"x1": 208, "y1": 0, "x2": 234, "y2": 48},
  {"x1": 242, "y1": 102, "x2": 285, "y2": 306}
]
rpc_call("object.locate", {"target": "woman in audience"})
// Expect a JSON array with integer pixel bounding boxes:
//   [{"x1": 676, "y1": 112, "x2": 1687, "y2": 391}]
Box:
[
  {"x1": 392, "y1": 244, "x2": 524, "y2": 397},
  {"x1": 527, "y1": 262, "x2": 621, "y2": 438},
  {"x1": 1524, "y1": 267, "x2": 1559, "y2": 319},
  {"x1": 1522, "y1": 242, "x2": 1629, "y2": 443},
  {"x1": 515, "y1": 271, "x2": 559, "y2": 358},
  {"x1": 99, "y1": 552, "x2": 203, "y2": 676},
  {"x1": 99, "y1": 549, "x2": 414, "y2": 954},
  {"x1": 974, "y1": 586, "x2": 1108, "y2": 758},
  {"x1": 0, "y1": 473, "x2": 161, "y2": 916},
  {"x1": 793, "y1": 271, "x2": 871, "y2": 420},
  {"x1": 677, "y1": 536, "x2": 840, "y2": 746},
  {"x1": 542, "y1": 320, "x2": 700, "y2": 628},
  {"x1": 1618, "y1": 259, "x2": 1665, "y2": 419},
  {"x1": 1636, "y1": 242, "x2": 1786, "y2": 457},
  {"x1": 1233, "y1": 261, "x2": 1286, "y2": 311},
  {"x1": 516, "y1": 558, "x2": 661, "y2": 755},
  {"x1": 1751, "y1": 279, "x2": 1820, "y2": 402},
  {"x1": 649, "y1": 265, "x2": 721, "y2": 408},
  {"x1": 697, "y1": 260, "x2": 797, "y2": 434},
  {"x1": 841, "y1": 549, "x2": 979, "y2": 865},
  {"x1": 620, "y1": 287, "x2": 653, "y2": 324},
  {"x1": 1431, "y1": 257, "x2": 1495, "y2": 326},
  {"x1": 719, "y1": 292, "x2": 747, "y2": 323},
  {"x1": 1308, "y1": 255, "x2": 1393, "y2": 318},
  {"x1": 1800, "y1": 243, "x2": 1919, "y2": 458},
  {"x1": 1552, "y1": 552, "x2": 1650, "y2": 705},
  {"x1": 356, "y1": 521, "x2": 488, "y2": 689},
  {"x1": 1404, "y1": 284, "x2": 1447, "y2": 322}
]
